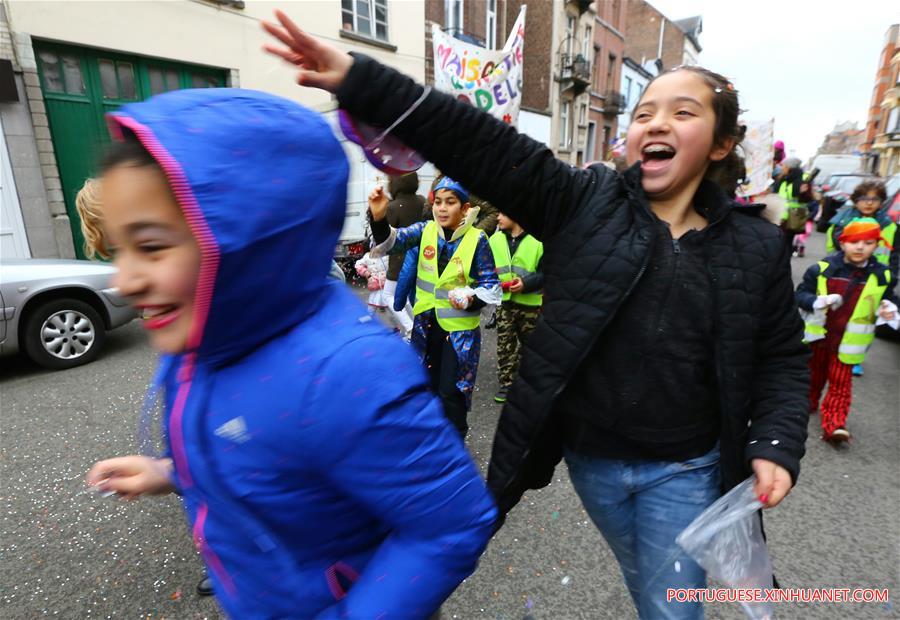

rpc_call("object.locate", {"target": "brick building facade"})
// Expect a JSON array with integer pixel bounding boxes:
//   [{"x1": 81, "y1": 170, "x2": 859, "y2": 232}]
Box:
[{"x1": 587, "y1": 0, "x2": 626, "y2": 162}]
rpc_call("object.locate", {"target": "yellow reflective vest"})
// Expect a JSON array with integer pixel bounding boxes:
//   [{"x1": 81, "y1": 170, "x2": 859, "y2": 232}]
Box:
[
  {"x1": 489, "y1": 230, "x2": 543, "y2": 306},
  {"x1": 803, "y1": 260, "x2": 891, "y2": 364},
  {"x1": 413, "y1": 221, "x2": 484, "y2": 332}
]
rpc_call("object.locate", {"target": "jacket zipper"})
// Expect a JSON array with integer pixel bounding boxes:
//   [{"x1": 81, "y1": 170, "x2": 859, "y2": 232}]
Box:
[
  {"x1": 500, "y1": 224, "x2": 653, "y2": 499},
  {"x1": 499, "y1": 191, "x2": 732, "y2": 498}
]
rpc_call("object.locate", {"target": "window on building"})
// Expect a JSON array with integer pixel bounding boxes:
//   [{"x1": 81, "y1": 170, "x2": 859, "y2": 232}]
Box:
[
  {"x1": 486, "y1": 0, "x2": 497, "y2": 49},
  {"x1": 583, "y1": 25, "x2": 592, "y2": 59},
  {"x1": 445, "y1": 0, "x2": 463, "y2": 35},
  {"x1": 580, "y1": 102, "x2": 587, "y2": 126},
  {"x1": 594, "y1": 46, "x2": 603, "y2": 88},
  {"x1": 342, "y1": 0, "x2": 389, "y2": 41},
  {"x1": 37, "y1": 51, "x2": 86, "y2": 95},
  {"x1": 560, "y1": 101, "x2": 571, "y2": 148},
  {"x1": 586, "y1": 121, "x2": 597, "y2": 161},
  {"x1": 97, "y1": 59, "x2": 138, "y2": 100},
  {"x1": 565, "y1": 14, "x2": 576, "y2": 57},
  {"x1": 623, "y1": 76, "x2": 633, "y2": 106},
  {"x1": 888, "y1": 107, "x2": 900, "y2": 133},
  {"x1": 607, "y1": 54, "x2": 616, "y2": 90}
]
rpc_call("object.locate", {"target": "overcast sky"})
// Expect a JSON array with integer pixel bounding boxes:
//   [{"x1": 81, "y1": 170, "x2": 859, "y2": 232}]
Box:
[{"x1": 645, "y1": 0, "x2": 897, "y2": 162}]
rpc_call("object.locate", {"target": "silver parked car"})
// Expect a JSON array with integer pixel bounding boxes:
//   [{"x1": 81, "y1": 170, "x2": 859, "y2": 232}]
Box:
[{"x1": 0, "y1": 259, "x2": 135, "y2": 370}]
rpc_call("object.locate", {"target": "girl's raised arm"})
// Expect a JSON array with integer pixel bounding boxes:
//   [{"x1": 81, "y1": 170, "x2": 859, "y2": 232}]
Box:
[{"x1": 262, "y1": 10, "x2": 600, "y2": 240}]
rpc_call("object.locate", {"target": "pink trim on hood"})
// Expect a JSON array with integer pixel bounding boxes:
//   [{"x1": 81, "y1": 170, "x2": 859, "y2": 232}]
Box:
[{"x1": 106, "y1": 113, "x2": 221, "y2": 490}]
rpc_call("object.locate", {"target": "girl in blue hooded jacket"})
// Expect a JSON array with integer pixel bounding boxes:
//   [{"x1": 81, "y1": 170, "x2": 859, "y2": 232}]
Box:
[{"x1": 85, "y1": 88, "x2": 496, "y2": 619}]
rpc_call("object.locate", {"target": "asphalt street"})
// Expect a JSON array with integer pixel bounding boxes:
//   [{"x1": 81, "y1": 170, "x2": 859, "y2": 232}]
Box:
[{"x1": 1, "y1": 231, "x2": 897, "y2": 619}]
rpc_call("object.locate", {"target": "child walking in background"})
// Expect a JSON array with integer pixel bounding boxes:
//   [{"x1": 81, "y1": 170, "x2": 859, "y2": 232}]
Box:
[
  {"x1": 355, "y1": 251, "x2": 389, "y2": 312},
  {"x1": 85, "y1": 88, "x2": 496, "y2": 619},
  {"x1": 827, "y1": 181, "x2": 897, "y2": 278},
  {"x1": 825, "y1": 181, "x2": 896, "y2": 377},
  {"x1": 264, "y1": 11, "x2": 809, "y2": 618},
  {"x1": 797, "y1": 217, "x2": 898, "y2": 445},
  {"x1": 367, "y1": 177, "x2": 501, "y2": 437},
  {"x1": 489, "y1": 212, "x2": 543, "y2": 404}
]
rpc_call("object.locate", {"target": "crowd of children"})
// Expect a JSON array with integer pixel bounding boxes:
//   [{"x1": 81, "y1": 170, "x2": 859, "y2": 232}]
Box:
[{"x1": 72, "y1": 8, "x2": 899, "y2": 620}]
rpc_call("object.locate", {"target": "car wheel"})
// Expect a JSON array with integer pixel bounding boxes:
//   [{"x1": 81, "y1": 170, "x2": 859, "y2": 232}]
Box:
[{"x1": 22, "y1": 298, "x2": 107, "y2": 370}]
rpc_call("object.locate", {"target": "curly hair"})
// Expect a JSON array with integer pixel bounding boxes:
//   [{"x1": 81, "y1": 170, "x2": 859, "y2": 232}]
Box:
[
  {"x1": 74, "y1": 178, "x2": 109, "y2": 260},
  {"x1": 851, "y1": 180, "x2": 887, "y2": 204}
]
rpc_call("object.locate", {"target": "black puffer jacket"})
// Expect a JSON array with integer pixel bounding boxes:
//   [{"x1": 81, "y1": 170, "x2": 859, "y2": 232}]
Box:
[{"x1": 337, "y1": 55, "x2": 809, "y2": 517}]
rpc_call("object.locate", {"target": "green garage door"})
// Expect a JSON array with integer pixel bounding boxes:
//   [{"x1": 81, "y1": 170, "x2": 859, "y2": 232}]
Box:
[{"x1": 34, "y1": 41, "x2": 226, "y2": 259}]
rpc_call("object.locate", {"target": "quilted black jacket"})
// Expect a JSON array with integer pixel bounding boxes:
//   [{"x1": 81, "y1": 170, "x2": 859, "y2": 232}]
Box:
[{"x1": 337, "y1": 55, "x2": 809, "y2": 517}]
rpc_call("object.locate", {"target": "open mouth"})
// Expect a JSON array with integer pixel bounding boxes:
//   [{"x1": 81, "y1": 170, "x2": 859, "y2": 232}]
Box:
[
  {"x1": 139, "y1": 305, "x2": 181, "y2": 329},
  {"x1": 641, "y1": 144, "x2": 676, "y2": 169}
]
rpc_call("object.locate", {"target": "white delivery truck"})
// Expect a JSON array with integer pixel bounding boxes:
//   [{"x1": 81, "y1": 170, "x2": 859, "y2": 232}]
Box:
[{"x1": 810, "y1": 154, "x2": 864, "y2": 187}]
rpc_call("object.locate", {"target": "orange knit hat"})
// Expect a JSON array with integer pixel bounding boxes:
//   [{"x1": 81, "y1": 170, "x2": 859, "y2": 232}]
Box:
[{"x1": 838, "y1": 217, "x2": 892, "y2": 249}]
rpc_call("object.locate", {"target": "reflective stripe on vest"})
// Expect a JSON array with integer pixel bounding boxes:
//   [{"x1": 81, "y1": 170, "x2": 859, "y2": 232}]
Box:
[
  {"x1": 804, "y1": 260, "x2": 890, "y2": 363},
  {"x1": 413, "y1": 221, "x2": 484, "y2": 332},
  {"x1": 802, "y1": 261, "x2": 830, "y2": 344},
  {"x1": 489, "y1": 230, "x2": 543, "y2": 306}
]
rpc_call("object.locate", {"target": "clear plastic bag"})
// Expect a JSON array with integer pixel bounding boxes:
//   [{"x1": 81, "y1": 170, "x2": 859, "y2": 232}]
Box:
[{"x1": 676, "y1": 477, "x2": 775, "y2": 619}]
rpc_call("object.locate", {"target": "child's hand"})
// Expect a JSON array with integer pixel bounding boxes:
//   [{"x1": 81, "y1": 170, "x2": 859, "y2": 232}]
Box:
[
  {"x1": 368, "y1": 186, "x2": 389, "y2": 221},
  {"x1": 508, "y1": 278, "x2": 524, "y2": 294},
  {"x1": 814, "y1": 294, "x2": 843, "y2": 310},
  {"x1": 86, "y1": 456, "x2": 176, "y2": 501},
  {"x1": 448, "y1": 289, "x2": 473, "y2": 310},
  {"x1": 750, "y1": 458, "x2": 792, "y2": 509},
  {"x1": 261, "y1": 10, "x2": 353, "y2": 93},
  {"x1": 878, "y1": 300, "x2": 897, "y2": 321}
]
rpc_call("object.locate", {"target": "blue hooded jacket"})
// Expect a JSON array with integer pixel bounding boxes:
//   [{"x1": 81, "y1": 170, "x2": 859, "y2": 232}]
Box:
[{"x1": 108, "y1": 89, "x2": 496, "y2": 619}]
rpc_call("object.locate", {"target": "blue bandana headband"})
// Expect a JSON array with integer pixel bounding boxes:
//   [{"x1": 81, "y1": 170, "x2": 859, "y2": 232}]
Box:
[{"x1": 433, "y1": 177, "x2": 470, "y2": 204}]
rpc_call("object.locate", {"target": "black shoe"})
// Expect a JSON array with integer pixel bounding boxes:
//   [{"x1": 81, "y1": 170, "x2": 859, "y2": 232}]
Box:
[
  {"x1": 494, "y1": 386, "x2": 508, "y2": 403},
  {"x1": 485, "y1": 310, "x2": 497, "y2": 330},
  {"x1": 197, "y1": 574, "x2": 214, "y2": 597}
]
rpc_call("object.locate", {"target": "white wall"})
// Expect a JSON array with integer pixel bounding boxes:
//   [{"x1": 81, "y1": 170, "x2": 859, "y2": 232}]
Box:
[
  {"x1": 6, "y1": 0, "x2": 425, "y2": 111},
  {"x1": 519, "y1": 109, "x2": 551, "y2": 148}
]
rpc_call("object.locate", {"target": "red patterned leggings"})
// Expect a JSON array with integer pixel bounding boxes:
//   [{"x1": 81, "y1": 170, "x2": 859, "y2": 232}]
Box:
[{"x1": 808, "y1": 345, "x2": 854, "y2": 438}]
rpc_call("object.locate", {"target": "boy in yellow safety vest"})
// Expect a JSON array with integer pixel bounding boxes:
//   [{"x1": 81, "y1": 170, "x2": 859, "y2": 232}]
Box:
[
  {"x1": 796, "y1": 218, "x2": 898, "y2": 445},
  {"x1": 367, "y1": 177, "x2": 501, "y2": 437},
  {"x1": 489, "y1": 212, "x2": 543, "y2": 403}
]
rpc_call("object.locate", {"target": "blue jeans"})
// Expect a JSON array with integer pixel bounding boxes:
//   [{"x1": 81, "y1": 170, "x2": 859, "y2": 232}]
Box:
[{"x1": 565, "y1": 445, "x2": 721, "y2": 620}]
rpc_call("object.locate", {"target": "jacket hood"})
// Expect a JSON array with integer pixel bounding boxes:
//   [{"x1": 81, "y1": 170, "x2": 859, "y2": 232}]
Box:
[
  {"x1": 388, "y1": 172, "x2": 419, "y2": 197},
  {"x1": 108, "y1": 89, "x2": 349, "y2": 367}
]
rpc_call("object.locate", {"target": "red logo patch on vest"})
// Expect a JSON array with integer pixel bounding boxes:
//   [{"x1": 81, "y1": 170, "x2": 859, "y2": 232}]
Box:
[{"x1": 423, "y1": 245, "x2": 436, "y2": 260}]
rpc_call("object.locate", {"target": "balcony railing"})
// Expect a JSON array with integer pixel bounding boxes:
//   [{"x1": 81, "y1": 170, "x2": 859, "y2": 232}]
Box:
[
  {"x1": 567, "y1": 0, "x2": 593, "y2": 14},
  {"x1": 604, "y1": 91, "x2": 626, "y2": 116},
  {"x1": 559, "y1": 54, "x2": 591, "y2": 93}
]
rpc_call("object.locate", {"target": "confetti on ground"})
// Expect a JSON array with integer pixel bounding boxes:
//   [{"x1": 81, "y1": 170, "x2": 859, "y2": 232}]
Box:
[{"x1": 561, "y1": 575, "x2": 571, "y2": 586}]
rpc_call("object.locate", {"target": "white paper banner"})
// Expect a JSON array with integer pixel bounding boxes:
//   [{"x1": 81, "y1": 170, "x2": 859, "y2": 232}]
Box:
[
  {"x1": 432, "y1": 6, "x2": 526, "y2": 126},
  {"x1": 739, "y1": 119, "x2": 775, "y2": 197}
]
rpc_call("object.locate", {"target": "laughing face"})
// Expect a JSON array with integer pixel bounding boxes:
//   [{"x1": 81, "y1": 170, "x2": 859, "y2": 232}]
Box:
[
  {"x1": 626, "y1": 70, "x2": 732, "y2": 202},
  {"x1": 102, "y1": 164, "x2": 201, "y2": 354}
]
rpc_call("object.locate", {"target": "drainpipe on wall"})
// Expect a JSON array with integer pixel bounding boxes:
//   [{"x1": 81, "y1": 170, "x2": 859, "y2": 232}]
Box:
[{"x1": 657, "y1": 18, "x2": 665, "y2": 62}]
